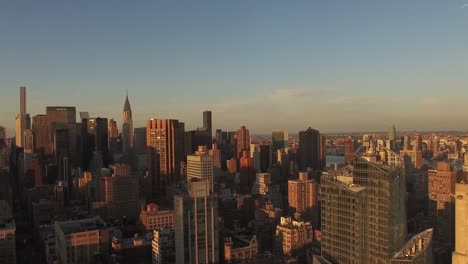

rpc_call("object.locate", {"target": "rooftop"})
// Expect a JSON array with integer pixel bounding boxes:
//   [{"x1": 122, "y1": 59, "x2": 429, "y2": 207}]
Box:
[
  {"x1": 391, "y1": 228, "x2": 433, "y2": 261},
  {"x1": 57, "y1": 217, "x2": 106, "y2": 235}
]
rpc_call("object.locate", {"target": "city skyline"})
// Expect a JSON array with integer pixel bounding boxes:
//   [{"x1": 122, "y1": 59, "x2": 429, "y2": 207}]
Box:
[{"x1": 1, "y1": 1, "x2": 468, "y2": 135}]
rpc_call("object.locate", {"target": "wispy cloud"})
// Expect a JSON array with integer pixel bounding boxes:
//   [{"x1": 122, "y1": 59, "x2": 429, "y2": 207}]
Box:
[
  {"x1": 419, "y1": 97, "x2": 438, "y2": 105},
  {"x1": 461, "y1": 3, "x2": 468, "y2": 8},
  {"x1": 267, "y1": 88, "x2": 332, "y2": 100}
]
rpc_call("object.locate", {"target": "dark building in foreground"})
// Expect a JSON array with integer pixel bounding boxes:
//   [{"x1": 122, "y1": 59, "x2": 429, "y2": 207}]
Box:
[
  {"x1": 174, "y1": 180, "x2": 219, "y2": 264},
  {"x1": 321, "y1": 153, "x2": 407, "y2": 263}
]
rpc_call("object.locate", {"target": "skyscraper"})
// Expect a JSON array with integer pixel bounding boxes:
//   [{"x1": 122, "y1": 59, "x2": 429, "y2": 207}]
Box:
[
  {"x1": 185, "y1": 111, "x2": 213, "y2": 154},
  {"x1": 239, "y1": 150, "x2": 255, "y2": 193},
  {"x1": 208, "y1": 143, "x2": 221, "y2": 169},
  {"x1": 203, "y1": 110, "x2": 212, "y2": 140},
  {"x1": 252, "y1": 173, "x2": 271, "y2": 195},
  {"x1": 91, "y1": 164, "x2": 139, "y2": 219},
  {"x1": 187, "y1": 146, "x2": 214, "y2": 192},
  {"x1": 288, "y1": 172, "x2": 316, "y2": 214},
  {"x1": 147, "y1": 119, "x2": 185, "y2": 190},
  {"x1": 428, "y1": 162, "x2": 457, "y2": 246},
  {"x1": 46, "y1": 106, "x2": 76, "y2": 124},
  {"x1": 108, "y1": 118, "x2": 119, "y2": 153},
  {"x1": 46, "y1": 106, "x2": 76, "y2": 155},
  {"x1": 321, "y1": 155, "x2": 407, "y2": 263},
  {"x1": 389, "y1": 124, "x2": 397, "y2": 141},
  {"x1": 32, "y1": 115, "x2": 48, "y2": 155},
  {"x1": 452, "y1": 183, "x2": 468, "y2": 264},
  {"x1": 174, "y1": 180, "x2": 219, "y2": 264},
  {"x1": 298, "y1": 127, "x2": 324, "y2": 171},
  {"x1": 15, "y1": 87, "x2": 31, "y2": 148},
  {"x1": 271, "y1": 130, "x2": 288, "y2": 153},
  {"x1": 134, "y1": 127, "x2": 147, "y2": 155},
  {"x1": 153, "y1": 228, "x2": 175, "y2": 264},
  {"x1": 414, "y1": 134, "x2": 423, "y2": 151},
  {"x1": 344, "y1": 137, "x2": 355, "y2": 165},
  {"x1": 20, "y1": 86, "x2": 26, "y2": 115},
  {"x1": 0, "y1": 126, "x2": 5, "y2": 146},
  {"x1": 122, "y1": 93, "x2": 134, "y2": 153},
  {"x1": 81, "y1": 117, "x2": 109, "y2": 170},
  {"x1": 235, "y1": 126, "x2": 250, "y2": 158}
]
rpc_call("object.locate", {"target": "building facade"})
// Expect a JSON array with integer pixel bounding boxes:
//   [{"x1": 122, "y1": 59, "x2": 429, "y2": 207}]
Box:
[
  {"x1": 275, "y1": 217, "x2": 313, "y2": 255},
  {"x1": 174, "y1": 180, "x2": 219, "y2": 264},
  {"x1": 55, "y1": 217, "x2": 110, "y2": 264},
  {"x1": 147, "y1": 119, "x2": 185, "y2": 190},
  {"x1": 452, "y1": 183, "x2": 468, "y2": 264},
  {"x1": 321, "y1": 155, "x2": 407, "y2": 263},
  {"x1": 288, "y1": 172, "x2": 316, "y2": 214},
  {"x1": 0, "y1": 200, "x2": 15, "y2": 264},
  {"x1": 224, "y1": 235, "x2": 258, "y2": 263},
  {"x1": 298, "y1": 127, "x2": 325, "y2": 171},
  {"x1": 140, "y1": 203, "x2": 175, "y2": 231},
  {"x1": 152, "y1": 228, "x2": 175, "y2": 264},
  {"x1": 235, "y1": 126, "x2": 250, "y2": 159},
  {"x1": 187, "y1": 146, "x2": 214, "y2": 192},
  {"x1": 428, "y1": 162, "x2": 457, "y2": 246}
]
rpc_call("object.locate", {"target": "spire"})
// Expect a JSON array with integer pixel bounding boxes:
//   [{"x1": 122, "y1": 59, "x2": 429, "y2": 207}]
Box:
[{"x1": 123, "y1": 91, "x2": 131, "y2": 112}]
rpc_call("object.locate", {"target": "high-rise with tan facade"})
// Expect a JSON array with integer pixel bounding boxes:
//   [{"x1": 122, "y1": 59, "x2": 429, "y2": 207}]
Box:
[
  {"x1": 288, "y1": 172, "x2": 316, "y2": 214},
  {"x1": 187, "y1": 146, "x2": 214, "y2": 192},
  {"x1": 16, "y1": 86, "x2": 31, "y2": 148},
  {"x1": 452, "y1": 183, "x2": 468, "y2": 264},
  {"x1": 428, "y1": 162, "x2": 457, "y2": 246}
]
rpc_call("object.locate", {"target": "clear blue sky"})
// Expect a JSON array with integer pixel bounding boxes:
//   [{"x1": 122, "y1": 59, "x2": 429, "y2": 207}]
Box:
[{"x1": 1, "y1": 0, "x2": 468, "y2": 136}]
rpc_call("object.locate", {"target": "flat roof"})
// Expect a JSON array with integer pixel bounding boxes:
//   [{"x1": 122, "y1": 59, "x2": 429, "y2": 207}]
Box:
[{"x1": 57, "y1": 217, "x2": 106, "y2": 235}]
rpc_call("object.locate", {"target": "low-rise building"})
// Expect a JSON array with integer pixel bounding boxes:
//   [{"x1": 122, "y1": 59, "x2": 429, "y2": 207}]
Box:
[
  {"x1": 224, "y1": 235, "x2": 258, "y2": 263},
  {"x1": 140, "y1": 203, "x2": 174, "y2": 231},
  {"x1": 55, "y1": 217, "x2": 110, "y2": 264},
  {"x1": 275, "y1": 217, "x2": 313, "y2": 255}
]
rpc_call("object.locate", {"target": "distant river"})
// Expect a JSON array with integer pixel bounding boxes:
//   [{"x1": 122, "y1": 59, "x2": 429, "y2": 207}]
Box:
[{"x1": 326, "y1": 155, "x2": 345, "y2": 167}]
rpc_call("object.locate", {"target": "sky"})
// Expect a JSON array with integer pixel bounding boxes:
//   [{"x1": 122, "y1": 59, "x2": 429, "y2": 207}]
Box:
[{"x1": 1, "y1": 0, "x2": 468, "y2": 136}]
